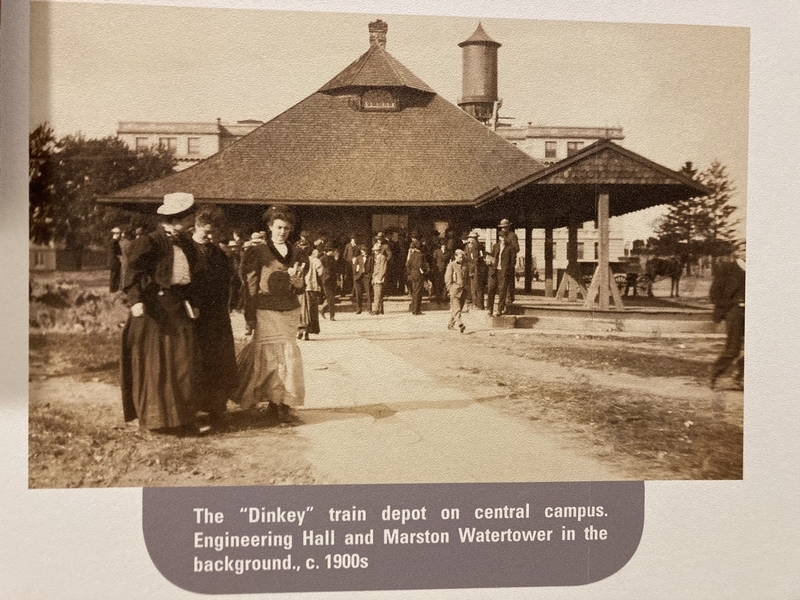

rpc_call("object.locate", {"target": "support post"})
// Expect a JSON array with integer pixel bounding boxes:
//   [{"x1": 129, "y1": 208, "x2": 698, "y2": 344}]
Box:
[
  {"x1": 584, "y1": 191, "x2": 624, "y2": 310},
  {"x1": 544, "y1": 227, "x2": 554, "y2": 298},
  {"x1": 524, "y1": 225, "x2": 533, "y2": 293}
]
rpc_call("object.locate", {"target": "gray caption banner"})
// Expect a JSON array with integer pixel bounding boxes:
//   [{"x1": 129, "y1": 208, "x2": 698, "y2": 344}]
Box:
[{"x1": 143, "y1": 481, "x2": 644, "y2": 594}]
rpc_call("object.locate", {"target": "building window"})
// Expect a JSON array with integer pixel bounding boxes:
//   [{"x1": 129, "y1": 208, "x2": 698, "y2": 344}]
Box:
[
  {"x1": 159, "y1": 137, "x2": 178, "y2": 153},
  {"x1": 577, "y1": 242, "x2": 585, "y2": 260},
  {"x1": 135, "y1": 137, "x2": 149, "y2": 153},
  {"x1": 551, "y1": 242, "x2": 557, "y2": 260},
  {"x1": 594, "y1": 242, "x2": 599, "y2": 260},
  {"x1": 545, "y1": 141, "x2": 557, "y2": 159},
  {"x1": 372, "y1": 214, "x2": 408, "y2": 233},
  {"x1": 567, "y1": 141, "x2": 584, "y2": 157},
  {"x1": 361, "y1": 89, "x2": 400, "y2": 112},
  {"x1": 187, "y1": 137, "x2": 201, "y2": 155}
]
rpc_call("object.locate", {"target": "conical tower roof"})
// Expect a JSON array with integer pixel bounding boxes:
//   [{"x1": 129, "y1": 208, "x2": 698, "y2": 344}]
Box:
[
  {"x1": 319, "y1": 43, "x2": 434, "y2": 93},
  {"x1": 458, "y1": 23, "x2": 501, "y2": 48}
]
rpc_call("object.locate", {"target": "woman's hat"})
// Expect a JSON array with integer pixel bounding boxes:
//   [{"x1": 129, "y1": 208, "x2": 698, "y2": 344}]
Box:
[
  {"x1": 498, "y1": 218, "x2": 512, "y2": 229},
  {"x1": 157, "y1": 192, "x2": 195, "y2": 215},
  {"x1": 467, "y1": 231, "x2": 479, "y2": 238}
]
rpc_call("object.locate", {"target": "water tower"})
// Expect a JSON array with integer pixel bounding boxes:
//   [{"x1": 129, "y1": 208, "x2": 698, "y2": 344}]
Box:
[{"x1": 457, "y1": 23, "x2": 501, "y2": 124}]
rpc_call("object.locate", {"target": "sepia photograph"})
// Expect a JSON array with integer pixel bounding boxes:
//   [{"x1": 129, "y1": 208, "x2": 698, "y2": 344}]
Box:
[{"x1": 28, "y1": 2, "x2": 748, "y2": 488}]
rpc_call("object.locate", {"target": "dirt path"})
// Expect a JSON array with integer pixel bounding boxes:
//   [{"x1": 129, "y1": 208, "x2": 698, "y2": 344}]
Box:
[{"x1": 29, "y1": 296, "x2": 742, "y2": 487}]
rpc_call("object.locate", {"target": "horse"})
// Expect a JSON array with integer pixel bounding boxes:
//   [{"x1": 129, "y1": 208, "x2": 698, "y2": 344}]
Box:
[{"x1": 644, "y1": 257, "x2": 683, "y2": 297}]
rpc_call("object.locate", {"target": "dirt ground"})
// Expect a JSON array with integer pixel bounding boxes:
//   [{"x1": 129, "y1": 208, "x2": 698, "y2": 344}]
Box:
[{"x1": 28, "y1": 270, "x2": 743, "y2": 488}]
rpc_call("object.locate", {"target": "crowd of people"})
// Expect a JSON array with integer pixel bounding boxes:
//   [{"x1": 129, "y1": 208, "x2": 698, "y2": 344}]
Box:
[{"x1": 114, "y1": 192, "x2": 521, "y2": 436}]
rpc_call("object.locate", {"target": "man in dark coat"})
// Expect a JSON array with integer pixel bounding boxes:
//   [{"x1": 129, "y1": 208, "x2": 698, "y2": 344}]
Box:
[
  {"x1": 342, "y1": 236, "x2": 359, "y2": 298},
  {"x1": 709, "y1": 249, "x2": 746, "y2": 389},
  {"x1": 432, "y1": 238, "x2": 452, "y2": 303},
  {"x1": 498, "y1": 218, "x2": 520, "y2": 304},
  {"x1": 464, "y1": 231, "x2": 486, "y2": 310},
  {"x1": 491, "y1": 228, "x2": 518, "y2": 316},
  {"x1": 319, "y1": 243, "x2": 338, "y2": 320},
  {"x1": 406, "y1": 240, "x2": 429, "y2": 315}
]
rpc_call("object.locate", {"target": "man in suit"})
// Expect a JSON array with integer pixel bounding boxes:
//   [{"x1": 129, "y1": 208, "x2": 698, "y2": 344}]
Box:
[
  {"x1": 351, "y1": 244, "x2": 372, "y2": 314},
  {"x1": 406, "y1": 240, "x2": 428, "y2": 315},
  {"x1": 432, "y1": 238, "x2": 452, "y2": 303},
  {"x1": 319, "y1": 243, "x2": 338, "y2": 321},
  {"x1": 498, "y1": 218, "x2": 519, "y2": 304},
  {"x1": 492, "y1": 228, "x2": 517, "y2": 316},
  {"x1": 370, "y1": 242, "x2": 388, "y2": 315},
  {"x1": 464, "y1": 231, "x2": 486, "y2": 310},
  {"x1": 709, "y1": 248, "x2": 746, "y2": 390},
  {"x1": 342, "y1": 235, "x2": 358, "y2": 297},
  {"x1": 445, "y1": 249, "x2": 467, "y2": 332}
]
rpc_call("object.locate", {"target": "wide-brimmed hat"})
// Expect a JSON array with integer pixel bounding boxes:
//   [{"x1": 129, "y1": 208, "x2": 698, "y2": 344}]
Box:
[
  {"x1": 454, "y1": 249, "x2": 465, "y2": 257},
  {"x1": 157, "y1": 192, "x2": 195, "y2": 216},
  {"x1": 111, "y1": 227, "x2": 121, "y2": 234},
  {"x1": 498, "y1": 218, "x2": 512, "y2": 228},
  {"x1": 467, "y1": 230, "x2": 479, "y2": 238}
]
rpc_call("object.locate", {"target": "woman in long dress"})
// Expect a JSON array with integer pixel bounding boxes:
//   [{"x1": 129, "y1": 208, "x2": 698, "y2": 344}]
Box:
[
  {"x1": 235, "y1": 205, "x2": 305, "y2": 421},
  {"x1": 299, "y1": 246, "x2": 323, "y2": 340},
  {"x1": 121, "y1": 192, "x2": 202, "y2": 434}
]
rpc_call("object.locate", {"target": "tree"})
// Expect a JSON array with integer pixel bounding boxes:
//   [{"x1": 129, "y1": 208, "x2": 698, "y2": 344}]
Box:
[
  {"x1": 653, "y1": 160, "x2": 742, "y2": 268},
  {"x1": 29, "y1": 125, "x2": 176, "y2": 255}
]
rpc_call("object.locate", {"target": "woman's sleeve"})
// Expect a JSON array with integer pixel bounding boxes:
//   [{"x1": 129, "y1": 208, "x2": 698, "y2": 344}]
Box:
[{"x1": 241, "y1": 247, "x2": 261, "y2": 324}]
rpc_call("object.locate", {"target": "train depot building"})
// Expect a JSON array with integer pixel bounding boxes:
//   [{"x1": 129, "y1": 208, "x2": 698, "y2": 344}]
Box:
[{"x1": 103, "y1": 20, "x2": 705, "y2": 310}]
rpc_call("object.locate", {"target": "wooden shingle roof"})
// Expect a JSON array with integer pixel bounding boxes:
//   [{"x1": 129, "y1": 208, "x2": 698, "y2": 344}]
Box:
[
  {"x1": 103, "y1": 36, "x2": 544, "y2": 208},
  {"x1": 473, "y1": 139, "x2": 710, "y2": 228}
]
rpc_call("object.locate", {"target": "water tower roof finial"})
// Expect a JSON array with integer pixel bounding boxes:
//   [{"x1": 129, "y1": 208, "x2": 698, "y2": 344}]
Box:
[
  {"x1": 369, "y1": 19, "x2": 388, "y2": 48},
  {"x1": 459, "y1": 22, "x2": 501, "y2": 48}
]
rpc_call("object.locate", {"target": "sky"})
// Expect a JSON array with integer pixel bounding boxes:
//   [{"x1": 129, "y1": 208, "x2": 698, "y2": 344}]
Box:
[{"x1": 29, "y1": 1, "x2": 749, "y2": 240}]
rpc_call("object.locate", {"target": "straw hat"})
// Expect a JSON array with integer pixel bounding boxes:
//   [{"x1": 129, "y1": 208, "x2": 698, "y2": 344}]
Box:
[{"x1": 157, "y1": 192, "x2": 195, "y2": 215}]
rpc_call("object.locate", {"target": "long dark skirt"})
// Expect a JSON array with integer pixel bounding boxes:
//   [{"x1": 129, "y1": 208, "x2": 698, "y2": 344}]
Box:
[
  {"x1": 121, "y1": 291, "x2": 199, "y2": 430},
  {"x1": 300, "y1": 291, "x2": 321, "y2": 335},
  {"x1": 195, "y1": 309, "x2": 238, "y2": 415}
]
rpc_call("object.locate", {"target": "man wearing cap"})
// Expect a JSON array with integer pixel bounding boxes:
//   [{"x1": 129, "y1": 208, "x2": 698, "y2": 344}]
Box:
[
  {"x1": 108, "y1": 227, "x2": 123, "y2": 292},
  {"x1": 709, "y1": 247, "x2": 746, "y2": 390},
  {"x1": 445, "y1": 249, "x2": 467, "y2": 333},
  {"x1": 121, "y1": 192, "x2": 205, "y2": 435},
  {"x1": 406, "y1": 240, "x2": 429, "y2": 315}
]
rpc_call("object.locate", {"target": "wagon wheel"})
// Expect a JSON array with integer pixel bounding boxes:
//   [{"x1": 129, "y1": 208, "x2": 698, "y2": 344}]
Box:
[
  {"x1": 614, "y1": 273, "x2": 628, "y2": 291},
  {"x1": 582, "y1": 274, "x2": 594, "y2": 288}
]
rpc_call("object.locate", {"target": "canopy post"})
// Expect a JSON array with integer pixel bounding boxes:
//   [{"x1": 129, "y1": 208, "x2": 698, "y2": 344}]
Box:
[
  {"x1": 584, "y1": 191, "x2": 624, "y2": 310},
  {"x1": 524, "y1": 225, "x2": 533, "y2": 293},
  {"x1": 544, "y1": 227, "x2": 554, "y2": 298}
]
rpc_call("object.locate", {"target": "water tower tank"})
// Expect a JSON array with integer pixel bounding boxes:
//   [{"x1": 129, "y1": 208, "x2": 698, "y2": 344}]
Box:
[{"x1": 458, "y1": 23, "x2": 501, "y2": 123}]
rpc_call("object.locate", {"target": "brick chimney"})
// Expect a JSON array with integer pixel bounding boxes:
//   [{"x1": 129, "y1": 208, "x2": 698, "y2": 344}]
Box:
[{"x1": 369, "y1": 20, "x2": 388, "y2": 48}]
